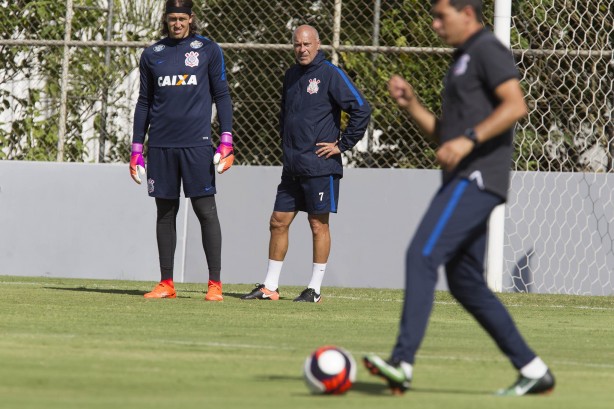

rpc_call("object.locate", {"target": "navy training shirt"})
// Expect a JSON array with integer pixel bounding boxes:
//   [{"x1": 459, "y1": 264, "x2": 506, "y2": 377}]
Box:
[
  {"x1": 439, "y1": 29, "x2": 520, "y2": 200},
  {"x1": 280, "y1": 51, "x2": 371, "y2": 177},
  {"x1": 133, "y1": 34, "x2": 233, "y2": 148}
]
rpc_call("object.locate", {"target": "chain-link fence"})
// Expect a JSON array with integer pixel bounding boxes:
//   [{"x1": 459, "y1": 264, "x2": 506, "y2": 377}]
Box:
[
  {"x1": 1, "y1": 1, "x2": 613, "y2": 294},
  {"x1": 503, "y1": 1, "x2": 614, "y2": 295},
  {"x1": 1, "y1": 1, "x2": 611, "y2": 169}
]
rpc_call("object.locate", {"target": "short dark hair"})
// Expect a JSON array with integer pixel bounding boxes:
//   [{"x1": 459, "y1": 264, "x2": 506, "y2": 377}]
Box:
[
  {"x1": 431, "y1": 0, "x2": 483, "y2": 22},
  {"x1": 161, "y1": 0, "x2": 201, "y2": 37}
]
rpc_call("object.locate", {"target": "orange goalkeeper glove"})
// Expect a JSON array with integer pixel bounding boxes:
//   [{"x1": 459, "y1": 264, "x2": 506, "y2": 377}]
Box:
[
  {"x1": 129, "y1": 143, "x2": 146, "y2": 184},
  {"x1": 213, "y1": 132, "x2": 234, "y2": 174}
]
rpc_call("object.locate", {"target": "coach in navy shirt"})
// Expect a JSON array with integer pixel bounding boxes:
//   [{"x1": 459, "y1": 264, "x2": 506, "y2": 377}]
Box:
[
  {"x1": 130, "y1": 0, "x2": 234, "y2": 301},
  {"x1": 364, "y1": 0, "x2": 555, "y2": 396},
  {"x1": 241, "y1": 25, "x2": 371, "y2": 303}
]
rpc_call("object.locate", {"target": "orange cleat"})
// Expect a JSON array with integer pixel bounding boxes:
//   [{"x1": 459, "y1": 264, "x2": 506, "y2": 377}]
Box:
[
  {"x1": 205, "y1": 281, "x2": 223, "y2": 301},
  {"x1": 144, "y1": 282, "x2": 177, "y2": 299}
]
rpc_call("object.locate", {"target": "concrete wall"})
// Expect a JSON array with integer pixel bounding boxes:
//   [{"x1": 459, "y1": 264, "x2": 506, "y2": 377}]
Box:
[
  {"x1": 0, "y1": 161, "x2": 443, "y2": 290},
  {"x1": 0, "y1": 161, "x2": 161, "y2": 281},
  {"x1": 182, "y1": 166, "x2": 442, "y2": 290},
  {"x1": 1, "y1": 160, "x2": 613, "y2": 295}
]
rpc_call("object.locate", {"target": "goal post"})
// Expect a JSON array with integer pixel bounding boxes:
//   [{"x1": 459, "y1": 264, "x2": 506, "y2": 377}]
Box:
[{"x1": 486, "y1": 0, "x2": 513, "y2": 292}]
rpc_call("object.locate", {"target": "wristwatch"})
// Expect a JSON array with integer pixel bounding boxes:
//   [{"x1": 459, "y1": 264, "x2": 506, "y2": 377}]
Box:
[{"x1": 464, "y1": 127, "x2": 478, "y2": 146}]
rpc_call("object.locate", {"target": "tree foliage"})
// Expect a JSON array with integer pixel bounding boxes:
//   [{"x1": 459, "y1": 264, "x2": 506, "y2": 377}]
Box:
[
  {"x1": 0, "y1": 0, "x2": 158, "y2": 162},
  {"x1": 0, "y1": 0, "x2": 610, "y2": 171}
]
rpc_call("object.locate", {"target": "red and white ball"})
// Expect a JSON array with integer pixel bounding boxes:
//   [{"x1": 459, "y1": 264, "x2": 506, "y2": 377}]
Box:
[{"x1": 303, "y1": 346, "x2": 356, "y2": 394}]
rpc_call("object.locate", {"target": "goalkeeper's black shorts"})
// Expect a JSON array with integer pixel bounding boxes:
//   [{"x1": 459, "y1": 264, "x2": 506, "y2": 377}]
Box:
[{"x1": 146, "y1": 146, "x2": 216, "y2": 198}]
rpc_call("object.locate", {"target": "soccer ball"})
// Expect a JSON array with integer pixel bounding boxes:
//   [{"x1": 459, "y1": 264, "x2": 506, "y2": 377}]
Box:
[{"x1": 303, "y1": 346, "x2": 356, "y2": 394}]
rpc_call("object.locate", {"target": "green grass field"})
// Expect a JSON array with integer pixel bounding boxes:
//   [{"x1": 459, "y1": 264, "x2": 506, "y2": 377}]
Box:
[{"x1": 1, "y1": 276, "x2": 613, "y2": 409}]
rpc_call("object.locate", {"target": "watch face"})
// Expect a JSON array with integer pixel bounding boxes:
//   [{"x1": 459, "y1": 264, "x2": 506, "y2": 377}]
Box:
[{"x1": 465, "y1": 128, "x2": 477, "y2": 144}]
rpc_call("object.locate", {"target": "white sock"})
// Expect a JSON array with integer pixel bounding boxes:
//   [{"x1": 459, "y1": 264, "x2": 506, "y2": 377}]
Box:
[
  {"x1": 399, "y1": 361, "x2": 413, "y2": 380},
  {"x1": 520, "y1": 357, "x2": 548, "y2": 379},
  {"x1": 263, "y1": 259, "x2": 283, "y2": 291},
  {"x1": 307, "y1": 263, "x2": 326, "y2": 294}
]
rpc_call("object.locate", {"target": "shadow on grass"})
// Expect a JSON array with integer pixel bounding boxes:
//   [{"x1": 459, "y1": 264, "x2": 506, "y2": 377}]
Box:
[
  {"x1": 257, "y1": 374, "x2": 490, "y2": 396},
  {"x1": 43, "y1": 287, "x2": 292, "y2": 301},
  {"x1": 222, "y1": 292, "x2": 295, "y2": 301},
  {"x1": 44, "y1": 286, "x2": 146, "y2": 296},
  {"x1": 351, "y1": 382, "x2": 490, "y2": 396},
  {"x1": 222, "y1": 292, "x2": 250, "y2": 300},
  {"x1": 255, "y1": 375, "x2": 387, "y2": 396},
  {"x1": 259, "y1": 375, "x2": 386, "y2": 396},
  {"x1": 43, "y1": 286, "x2": 204, "y2": 299},
  {"x1": 347, "y1": 381, "x2": 391, "y2": 395},
  {"x1": 409, "y1": 387, "x2": 492, "y2": 396}
]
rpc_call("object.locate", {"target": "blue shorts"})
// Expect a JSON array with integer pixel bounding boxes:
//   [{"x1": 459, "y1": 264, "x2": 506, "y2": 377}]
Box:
[
  {"x1": 146, "y1": 146, "x2": 216, "y2": 198},
  {"x1": 274, "y1": 172, "x2": 340, "y2": 214}
]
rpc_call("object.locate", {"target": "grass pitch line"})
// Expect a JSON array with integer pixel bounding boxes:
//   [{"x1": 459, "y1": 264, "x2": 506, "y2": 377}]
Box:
[
  {"x1": 156, "y1": 339, "x2": 298, "y2": 351},
  {"x1": 0, "y1": 281, "x2": 51, "y2": 286},
  {"x1": 504, "y1": 302, "x2": 614, "y2": 311},
  {"x1": 326, "y1": 294, "x2": 614, "y2": 311},
  {"x1": 156, "y1": 339, "x2": 614, "y2": 370}
]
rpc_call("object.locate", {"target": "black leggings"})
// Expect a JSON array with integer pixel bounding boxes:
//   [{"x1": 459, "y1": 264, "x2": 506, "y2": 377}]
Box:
[{"x1": 155, "y1": 196, "x2": 222, "y2": 282}]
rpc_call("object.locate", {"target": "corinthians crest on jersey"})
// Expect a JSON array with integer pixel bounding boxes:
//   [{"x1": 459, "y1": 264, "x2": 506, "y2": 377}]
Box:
[
  {"x1": 185, "y1": 51, "x2": 199, "y2": 67},
  {"x1": 307, "y1": 78, "x2": 320, "y2": 94}
]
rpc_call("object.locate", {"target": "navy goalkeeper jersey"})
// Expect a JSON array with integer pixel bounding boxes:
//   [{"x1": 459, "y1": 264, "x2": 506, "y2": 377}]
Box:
[{"x1": 132, "y1": 34, "x2": 233, "y2": 148}]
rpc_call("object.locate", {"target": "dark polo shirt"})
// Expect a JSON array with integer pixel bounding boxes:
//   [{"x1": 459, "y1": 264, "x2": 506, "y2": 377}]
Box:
[{"x1": 438, "y1": 29, "x2": 519, "y2": 200}]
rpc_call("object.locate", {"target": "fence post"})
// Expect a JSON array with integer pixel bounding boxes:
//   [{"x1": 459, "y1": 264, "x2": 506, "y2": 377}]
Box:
[
  {"x1": 365, "y1": 0, "x2": 382, "y2": 162},
  {"x1": 98, "y1": 0, "x2": 115, "y2": 163},
  {"x1": 486, "y1": 0, "x2": 512, "y2": 292},
  {"x1": 372, "y1": 0, "x2": 381, "y2": 52},
  {"x1": 57, "y1": 0, "x2": 74, "y2": 162},
  {"x1": 332, "y1": 0, "x2": 342, "y2": 66}
]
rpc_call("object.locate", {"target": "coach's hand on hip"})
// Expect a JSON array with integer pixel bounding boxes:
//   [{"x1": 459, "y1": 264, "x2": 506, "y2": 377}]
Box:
[{"x1": 316, "y1": 141, "x2": 341, "y2": 159}]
